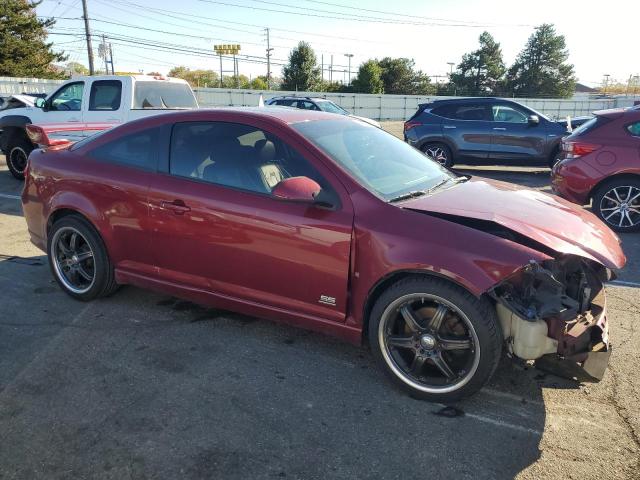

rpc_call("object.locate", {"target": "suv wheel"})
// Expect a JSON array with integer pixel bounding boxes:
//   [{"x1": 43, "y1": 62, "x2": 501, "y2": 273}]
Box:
[
  {"x1": 592, "y1": 178, "x2": 640, "y2": 233},
  {"x1": 369, "y1": 276, "x2": 502, "y2": 402},
  {"x1": 7, "y1": 134, "x2": 34, "y2": 180},
  {"x1": 422, "y1": 143, "x2": 453, "y2": 168}
]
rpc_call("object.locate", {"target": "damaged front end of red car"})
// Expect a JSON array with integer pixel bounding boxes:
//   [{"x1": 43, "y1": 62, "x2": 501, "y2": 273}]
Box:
[{"x1": 489, "y1": 256, "x2": 612, "y2": 382}]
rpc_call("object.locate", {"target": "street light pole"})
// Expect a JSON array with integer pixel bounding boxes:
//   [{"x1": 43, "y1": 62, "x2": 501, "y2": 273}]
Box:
[
  {"x1": 344, "y1": 53, "x2": 353, "y2": 86},
  {"x1": 603, "y1": 74, "x2": 611, "y2": 96}
]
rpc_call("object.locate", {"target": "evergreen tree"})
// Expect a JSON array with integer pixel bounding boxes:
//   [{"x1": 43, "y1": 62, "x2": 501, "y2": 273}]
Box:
[
  {"x1": 450, "y1": 32, "x2": 505, "y2": 95},
  {"x1": 0, "y1": 0, "x2": 67, "y2": 78},
  {"x1": 506, "y1": 24, "x2": 576, "y2": 98},
  {"x1": 281, "y1": 42, "x2": 322, "y2": 91},
  {"x1": 352, "y1": 60, "x2": 384, "y2": 93},
  {"x1": 378, "y1": 57, "x2": 434, "y2": 95}
]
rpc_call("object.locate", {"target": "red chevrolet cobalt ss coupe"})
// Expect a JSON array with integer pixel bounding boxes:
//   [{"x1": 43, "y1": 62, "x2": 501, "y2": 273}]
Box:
[{"x1": 22, "y1": 108, "x2": 626, "y2": 402}]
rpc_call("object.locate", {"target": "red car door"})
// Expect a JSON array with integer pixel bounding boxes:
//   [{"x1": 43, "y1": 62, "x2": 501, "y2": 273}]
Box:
[{"x1": 146, "y1": 119, "x2": 354, "y2": 323}]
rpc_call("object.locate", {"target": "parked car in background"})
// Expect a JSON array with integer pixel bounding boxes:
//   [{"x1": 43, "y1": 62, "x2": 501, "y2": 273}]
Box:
[
  {"x1": 552, "y1": 105, "x2": 640, "y2": 232},
  {"x1": 266, "y1": 95, "x2": 381, "y2": 128},
  {"x1": 404, "y1": 97, "x2": 587, "y2": 168},
  {"x1": 0, "y1": 75, "x2": 197, "y2": 179},
  {"x1": 22, "y1": 107, "x2": 624, "y2": 402},
  {"x1": 0, "y1": 93, "x2": 47, "y2": 111}
]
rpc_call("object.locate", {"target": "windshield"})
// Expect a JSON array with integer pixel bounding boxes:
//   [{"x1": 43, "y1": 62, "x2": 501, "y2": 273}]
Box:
[
  {"x1": 133, "y1": 82, "x2": 197, "y2": 109},
  {"x1": 316, "y1": 100, "x2": 349, "y2": 115},
  {"x1": 293, "y1": 120, "x2": 454, "y2": 201}
]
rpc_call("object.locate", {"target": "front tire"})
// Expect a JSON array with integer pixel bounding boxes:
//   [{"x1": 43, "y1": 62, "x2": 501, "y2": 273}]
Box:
[
  {"x1": 369, "y1": 276, "x2": 502, "y2": 402},
  {"x1": 592, "y1": 177, "x2": 640, "y2": 233},
  {"x1": 422, "y1": 142, "x2": 454, "y2": 168},
  {"x1": 47, "y1": 215, "x2": 119, "y2": 301},
  {"x1": 6, "y1": 134, "x2": 34, "y2": 180}
]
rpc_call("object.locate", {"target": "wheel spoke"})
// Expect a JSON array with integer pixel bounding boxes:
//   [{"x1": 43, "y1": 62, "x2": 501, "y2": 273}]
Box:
[
  {"x1": 439, "y1": 336, "x2": 472, "y2": 351},
  {"x1": 58, "y1": 239, "x2": 72, "y2": 256},
  {"x1": 603, "y1": 195, "x2": 619, "y2": 204},
  {"x1": 624, "y1": 211, "x2": 635, "y2": 227},
  {"x1": 428, "y1": 304, "x2": 448, "y2": 332},
  {"x1": 604, "y1": 209, "x2": 621, "y2": 221},
  {"x1": 387, "y1": 335, "x2": 415, "y2": 349},
  {"x1": 613, "y1": 188, "x2": 623, "y2": 203},
  {"x1": 69, "y1": 232, "x2": 79, "y2": 252},
  {"x1": 410, "y1": 354, "x2": 427, "y2": 376},
  {"x1": 76, "y1": 251, "x2": 93, "y2": 262},
  {"x1": 76, "y1": 265, "x2": 93, "y2": 282},
  {"x1": 431, "y1": 352, "x2": 456, "y2": 379},
  {"x1": 400, "y1": 305, "x2": 423, "y2": 332}
]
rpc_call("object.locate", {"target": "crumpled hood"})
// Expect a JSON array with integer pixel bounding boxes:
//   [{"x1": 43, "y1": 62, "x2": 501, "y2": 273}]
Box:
[{"x1": 401, "y1": 177, "x2": 626, "y2": 269}]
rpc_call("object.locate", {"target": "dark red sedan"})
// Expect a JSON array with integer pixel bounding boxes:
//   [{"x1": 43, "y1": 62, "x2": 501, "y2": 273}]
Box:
[
  {"x1": 552, "y1": 105, "x2": 640, "y2": 232},
  {"x1": 22, "y1": 108, "x2": 625, "y2": 401}
]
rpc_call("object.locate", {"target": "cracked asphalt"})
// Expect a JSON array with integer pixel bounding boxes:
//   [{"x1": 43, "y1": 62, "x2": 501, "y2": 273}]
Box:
[{"x1": 0, "y1": 129, "x2": 639, "y2": 479}]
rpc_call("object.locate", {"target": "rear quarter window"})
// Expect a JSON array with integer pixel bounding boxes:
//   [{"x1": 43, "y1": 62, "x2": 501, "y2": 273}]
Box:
[
  {"x1": 572, "y1": 116, "x2": 610, "y2": 136},
  {"x1": 627, "y1": 121, "x2": 640, "y2": 137},
  {"x1": 88, "y1": 128, "x2": 159, "y2": 170},
  {"x1": 133, "y1": 82, "x2": 197, "y2": 109}
]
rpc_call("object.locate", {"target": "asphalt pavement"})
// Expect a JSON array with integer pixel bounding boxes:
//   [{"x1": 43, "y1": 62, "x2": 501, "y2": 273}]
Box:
[{"x1": 0, "y1": 143, "x2": 638, "y2": 479}]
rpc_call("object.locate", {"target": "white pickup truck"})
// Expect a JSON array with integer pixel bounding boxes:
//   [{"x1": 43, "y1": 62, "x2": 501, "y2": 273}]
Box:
[{"x1": 0, "y1": 75, "x2": 198, "y2": 179}]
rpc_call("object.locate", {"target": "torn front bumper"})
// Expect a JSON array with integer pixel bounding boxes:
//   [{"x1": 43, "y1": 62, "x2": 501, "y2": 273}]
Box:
[{"x1": 537, "y1": 291, "x2": 611, "y2": 382}]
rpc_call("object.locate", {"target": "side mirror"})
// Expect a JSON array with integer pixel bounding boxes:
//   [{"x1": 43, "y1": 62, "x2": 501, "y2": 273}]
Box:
[
  {"x1": 34, "y1": 97, "x2": 45, "y2": 109},
  {"x1": 528, "y1": 114, "x2": 540, "y2": 126},
  {"x1": 272, "y1": 176, "x2": 321, "y2": 203}
]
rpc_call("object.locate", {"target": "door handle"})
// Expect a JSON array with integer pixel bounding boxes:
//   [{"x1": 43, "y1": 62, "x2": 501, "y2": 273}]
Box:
[
  {"x1": 68, "y1": 117, "x2": 81, "y2": 122},
  {"x1": 492, "y1": 127, "x2": 507, "y2": 131},
  {"x1": 160, "y1": 200, "x2": 191, "y2": 215},
  {"x1": 443, "y1": 125, "x2": 457, "y2": 129}
]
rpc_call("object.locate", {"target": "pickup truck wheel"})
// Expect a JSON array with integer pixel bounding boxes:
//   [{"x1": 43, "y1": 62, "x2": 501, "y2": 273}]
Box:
[
  {"x1": 7, "y1": 135, "x2": 34, "y2": 180},
  {"x1": 48, "y1": 215, "x2": 119, "y2": 301},
  {"x1": 422, "y1": 143, "x2": 453, "y2": 168},
  {"x1": 369, "y1": 276, "x2": 502, "y2": 402}
]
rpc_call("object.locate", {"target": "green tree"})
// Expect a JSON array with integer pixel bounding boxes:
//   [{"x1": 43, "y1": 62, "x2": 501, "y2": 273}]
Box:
[
  {"x1": 506, "y1": 24, "x2": 576, "y2": 98},
  {"x1": 250, "y1": 76, "x2": 268, "y2": 90},
  {"x1": 281, "y1": 42, "x2": 322, "y2": 91},
  {"x1": 0, "y1": 0, "x2": 67, "y2": 78},
  {"x1": 378, "y1": 57, "x2": 434, "y2": 95},
  {"x1": 66, "y1": 61, "x2": 89, "y2": 76},
  {"x1": 450, "y1": 32, "x2": 505, "y2": 95},
  {"x1": 352, "y1": 60, "x2": 384, "y2": 93},
  {"x1": 168, "y1": 66, "x2": 219, "y2": 87}
]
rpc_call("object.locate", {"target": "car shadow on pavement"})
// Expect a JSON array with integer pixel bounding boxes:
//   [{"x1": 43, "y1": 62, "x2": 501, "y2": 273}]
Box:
[{"x1": 0, "y1": 255, "x2": 579, "y2": 479}]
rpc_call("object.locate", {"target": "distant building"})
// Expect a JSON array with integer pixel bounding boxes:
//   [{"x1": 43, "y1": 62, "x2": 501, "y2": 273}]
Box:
[{"x1": 574, "y1": 83, "x2": 597, "y2": 93}]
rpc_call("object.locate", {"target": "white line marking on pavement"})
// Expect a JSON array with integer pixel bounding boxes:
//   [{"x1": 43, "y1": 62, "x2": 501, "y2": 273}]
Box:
[
  {"x1": 463, "y1": 412, "x2": 543, "y2": 436},
  {"x1": 608, "y1": 280, "x2": 640, "y2": 288},
  {"x1": 0, "y1": 193, "x2": 20, "y2": 200}
]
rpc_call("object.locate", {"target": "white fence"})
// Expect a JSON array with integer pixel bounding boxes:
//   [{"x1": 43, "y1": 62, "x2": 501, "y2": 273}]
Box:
[{"x1": 2, "y1": 76, "x2": 638, "y2": 121}]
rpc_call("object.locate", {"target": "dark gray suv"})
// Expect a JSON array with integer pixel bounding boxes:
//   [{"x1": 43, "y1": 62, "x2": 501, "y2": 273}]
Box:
[{"x1": 404, "y1": 98, "x2": 582, "y2": 168}]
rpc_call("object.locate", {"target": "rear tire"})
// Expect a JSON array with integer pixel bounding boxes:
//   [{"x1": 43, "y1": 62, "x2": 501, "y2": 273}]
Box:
[
  {"x1": 369, "y1": 276, "x2": 502, "y2": 402},
  {"x1": 592, "y1": 177, "x2": 640, "y2": 233},
  {"x1": 47, "y1": 215, "x2": 119, "y2": 301},
  {"x1": 422, "y1": 142, "x2": 454, "y2": 168},
  {"x1": 6, "y1": 133, "x2": 34, "y2": 180}
]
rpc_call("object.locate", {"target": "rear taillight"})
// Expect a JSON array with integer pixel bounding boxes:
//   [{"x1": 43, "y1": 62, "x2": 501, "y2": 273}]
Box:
[
  {"x1": 404, "y1": 120, "x2": 422, "y2": 132},
  {"x1": 562, "y1": 141, "x2": 601, "y2": 159}
]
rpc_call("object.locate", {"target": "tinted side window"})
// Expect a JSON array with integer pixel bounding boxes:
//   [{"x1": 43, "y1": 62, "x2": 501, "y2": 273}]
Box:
[
  {"x1": 492, "y1": 104, "x2": 528, "y2": 123},
  {"x1": 169, "y1": 121, "x2": 327, "y2": 195},
  {"x1": 432, "y1": 103, "x2": 490, "y2": 121},
  {"x1": 89, "y1": 129, "x2": 158, "y2": 170},
  {"x1": 296, "y1": 100, "x2": 320, "y2": 111},
  {"x1": 89, "y1": 80, "x2": 122, "y2": 111},
  {"x1": 627, "y1": 121, "x2": 640, "y2": 137}
]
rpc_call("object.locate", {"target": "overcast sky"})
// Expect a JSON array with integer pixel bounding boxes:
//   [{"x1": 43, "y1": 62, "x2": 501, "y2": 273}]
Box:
[{"x1": 38, "y1": 0, "x2": 638, "y2": 87}]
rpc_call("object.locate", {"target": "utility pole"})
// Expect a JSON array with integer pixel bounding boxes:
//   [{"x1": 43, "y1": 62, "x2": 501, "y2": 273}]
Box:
[
  {"x1": 321, "y1": 54, "x2": 324, "y2": 82},
  {"x1": 603, "y1": 74, "x2": 611, "y2": 96},
  {"x1": 329, "y1": 55, "x2": 333, "y2": 83},
  {"x1": 344, "y1": 53, "x2": 353, "y2": 86},
  {"x1": 109, "y1": 43, "x2": 115, "y2": 74},
  {"x1": 81, "y1": 0, "x2": 95, "y2": 75},
  {"x1": 265, "y1": 28, "x2": 273, "y2": 89}
]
